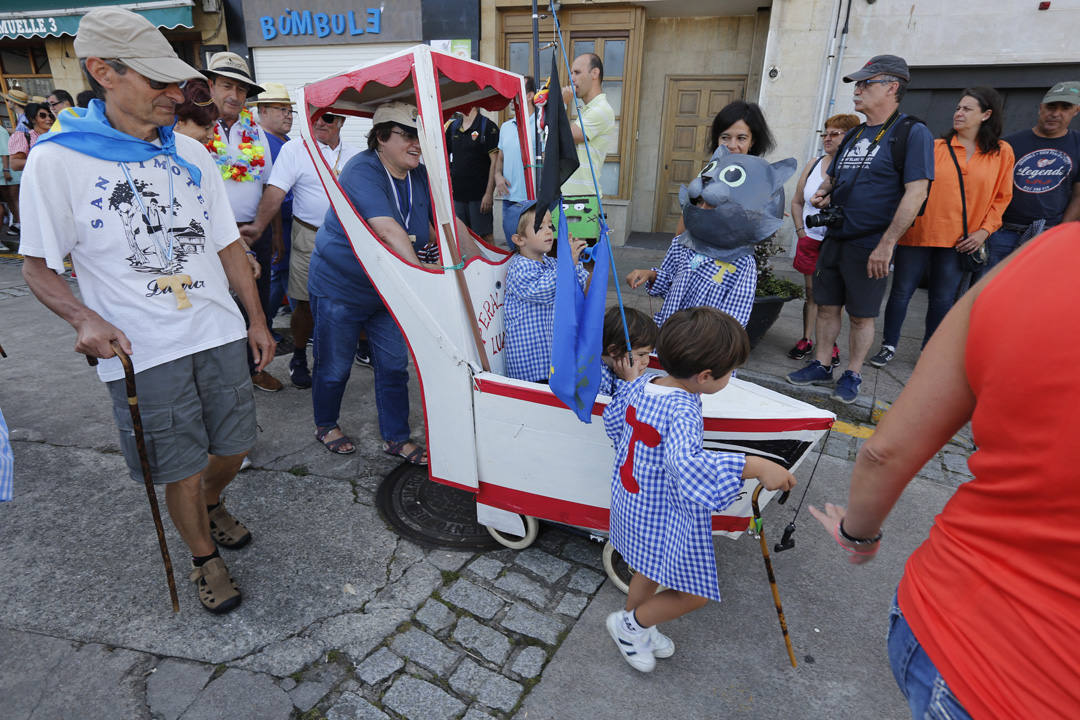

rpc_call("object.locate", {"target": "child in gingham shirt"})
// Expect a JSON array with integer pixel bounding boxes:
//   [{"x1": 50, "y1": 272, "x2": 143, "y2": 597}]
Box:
[
  {"x1": 602, "y1": 307, "x2": 796, "y2": 673},
  {"x1": 598, "y1": 305, "x2": 658, "y2": 397},
  {"x1": 504, "y1": 205, "x2": 589, "y2": 382}
]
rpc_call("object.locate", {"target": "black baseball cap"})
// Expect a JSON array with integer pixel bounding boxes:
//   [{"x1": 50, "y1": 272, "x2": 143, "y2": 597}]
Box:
[{"x1": 843, "y1": 54, "x2": 910, "y2": 83}]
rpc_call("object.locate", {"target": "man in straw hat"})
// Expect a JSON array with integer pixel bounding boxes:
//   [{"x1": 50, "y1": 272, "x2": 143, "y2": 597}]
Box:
[
  {"x1": 19, "y1": 6, "x2": 274, "y2": 614},
  {"x1": 4, "y1": 87, "x2": 30, "y2": 132},
  {"x1": 203, "y1": 51, "x2": 285, "y2": 392},
  {"x1": 250, "y1": 82, "x2": 296, "y2": 353}
]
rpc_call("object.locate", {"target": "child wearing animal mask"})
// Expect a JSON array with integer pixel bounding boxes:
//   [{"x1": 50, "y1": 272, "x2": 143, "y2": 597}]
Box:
[
  {"x1": 503, "y1": 204, "x2": 589, "y2": 382},
  {"x1": 626, "y1": 148, "x2": 797, "y2": 329}
]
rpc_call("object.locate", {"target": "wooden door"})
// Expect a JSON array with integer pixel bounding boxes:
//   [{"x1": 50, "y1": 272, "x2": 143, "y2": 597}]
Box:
[{"x1": 653, "y1": 77, "x2": 746, "y2": 233}]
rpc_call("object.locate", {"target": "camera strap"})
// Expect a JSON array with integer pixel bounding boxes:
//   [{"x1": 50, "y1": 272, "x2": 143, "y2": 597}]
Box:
[
  {"x1": 944, "y1": 138, "x2": 968, "y2": 239},
  {"x1": 836, "y1": 109, "x2": 901, "y2": 190}
]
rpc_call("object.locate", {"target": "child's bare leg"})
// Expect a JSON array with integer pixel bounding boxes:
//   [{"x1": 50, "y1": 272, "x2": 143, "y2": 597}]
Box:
[
  {"x1": 633, "y1": 588, "x2": 709, "y2": 627},
  {"x1": 625, "y1": 572, "x2": 660, "y2": 612}
]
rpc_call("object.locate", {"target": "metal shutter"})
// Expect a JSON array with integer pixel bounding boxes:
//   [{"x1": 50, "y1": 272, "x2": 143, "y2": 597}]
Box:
[{"x1": 252, "y1": 42, "x2": 417, "y2": 151}]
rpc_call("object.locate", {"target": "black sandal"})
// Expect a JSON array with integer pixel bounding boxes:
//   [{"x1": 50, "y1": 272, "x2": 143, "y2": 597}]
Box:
[{"x1": 316, "y1": 425, "x2": 356, "y2": 455}]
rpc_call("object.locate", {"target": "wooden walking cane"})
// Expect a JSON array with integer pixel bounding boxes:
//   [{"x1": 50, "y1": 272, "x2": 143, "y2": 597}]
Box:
[
  {"x1": 87, "y1": 342, "x2": 180, "y2": 612},
  {"x1": 751, "y1": 484, "x2": 797, "y2": 668}
]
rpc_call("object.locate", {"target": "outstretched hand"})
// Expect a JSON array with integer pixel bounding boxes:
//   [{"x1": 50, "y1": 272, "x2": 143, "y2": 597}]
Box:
[{"x1": 809, "y1": 503, "x2": 880, "y2": 565}]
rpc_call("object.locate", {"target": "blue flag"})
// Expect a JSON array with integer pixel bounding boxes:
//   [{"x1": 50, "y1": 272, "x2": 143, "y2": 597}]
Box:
[
  {"x1": 548, "y1": 208, "x2": 610, "y2": 423},
  {"x1": 35, "y1": 99, "x2": 202, "y2": 186}
]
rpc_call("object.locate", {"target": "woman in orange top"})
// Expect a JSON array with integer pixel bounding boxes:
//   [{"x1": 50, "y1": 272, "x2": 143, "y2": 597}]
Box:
[
  {"x1": 870, "y1": 87, "x2": 1013, "y2": 368},
  {"x1": 809, "y1": 221, "x2": 1080, "y2": 720}
]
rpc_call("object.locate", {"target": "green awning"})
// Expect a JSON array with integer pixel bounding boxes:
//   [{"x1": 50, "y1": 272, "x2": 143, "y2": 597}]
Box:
[{"x1": 0, "y1": 1, "x2": 194, "y2": 40}]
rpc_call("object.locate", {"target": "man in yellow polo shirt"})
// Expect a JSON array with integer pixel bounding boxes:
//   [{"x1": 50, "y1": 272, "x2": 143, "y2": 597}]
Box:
[{"x1": 560, "y1": 53, "x2": 615, "y2": 242}]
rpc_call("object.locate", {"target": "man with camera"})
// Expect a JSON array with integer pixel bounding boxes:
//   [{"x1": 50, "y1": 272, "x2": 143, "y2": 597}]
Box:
[{"x1": 787, "y1": 54, "x2": 933, "y2": 404}]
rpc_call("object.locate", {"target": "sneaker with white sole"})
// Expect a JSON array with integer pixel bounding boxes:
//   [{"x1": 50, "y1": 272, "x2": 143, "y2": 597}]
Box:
[
  {"x1": 606, "y1": 611, "x2": 655, "y2": 672},
  {"x1": 831, "y1": 370, "x2": 862, "y2": 404},
  {"x1": 648, "y1": 625, "x2": 675, "y2": 659},
  {"x1": 786, "y1": 360, "x2": 834, "y2": 386},
  {"x1": 869, "y1": 345, "x2": 895, "y2": 368}
]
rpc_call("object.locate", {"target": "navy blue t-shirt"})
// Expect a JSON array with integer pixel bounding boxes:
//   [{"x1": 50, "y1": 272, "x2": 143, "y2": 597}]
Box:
[
  {"x1": 1001, "y1": 129, "x2": 1080, "y2": 227},
  {"x1": 827, "y1": 115, "x2": 935, "y2": 249},
  {"x1": 308, "y1": 150, "x2": 435, "y2": 301}
]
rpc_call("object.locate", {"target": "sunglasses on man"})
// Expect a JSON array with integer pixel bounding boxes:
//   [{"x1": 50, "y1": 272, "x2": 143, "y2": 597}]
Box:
[{"x1": 37, "y1": 111, "x2": 54, "y2": 120}]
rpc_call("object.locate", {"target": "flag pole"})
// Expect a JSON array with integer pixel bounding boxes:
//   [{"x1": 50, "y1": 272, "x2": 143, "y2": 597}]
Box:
[{"x1": 531, "y1": 0, "x2": 542, "y2": 194}]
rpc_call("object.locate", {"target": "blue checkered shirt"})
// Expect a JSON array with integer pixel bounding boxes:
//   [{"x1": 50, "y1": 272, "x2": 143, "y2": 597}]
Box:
[
  {"x1": 598, "y1": 363, "x2": 617, "y2": 396},
  {"x1": 504, "y1": 254, "x2": 589, "y2": 382},
  {"x1": 0, "y1": 408, "x2": 12, "y2": 502},
  {"x1": 603, "y1": 376, "x2": 746, "y2": 601},
  {"x1": 649, "y1": 237, "x2": 757, "y2": 328}
]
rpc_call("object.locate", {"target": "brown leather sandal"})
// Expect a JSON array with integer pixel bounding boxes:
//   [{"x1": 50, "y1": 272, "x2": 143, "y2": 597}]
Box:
[
  {"x1": 207, "y1": 500, "x2": 252, "y2": 549},
  {"x1": 189, "y1": 557, "x2": 241, "y2": 614}
]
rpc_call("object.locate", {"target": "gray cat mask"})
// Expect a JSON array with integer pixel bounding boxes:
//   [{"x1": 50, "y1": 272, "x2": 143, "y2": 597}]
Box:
[{"x1": 678, "y1": 147, "x2": 797, "y2": 262}]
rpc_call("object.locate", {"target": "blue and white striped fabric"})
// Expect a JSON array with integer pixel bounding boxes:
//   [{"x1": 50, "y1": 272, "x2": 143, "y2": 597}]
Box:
[
  {"x1": 597, "y1": 362, "x2": 616, "y2": 396},
  {"x1": 504, "y1": 253, "x2": 589, "y2": 382},
  {"x1": 648, "y1": 237, "x2": 757, "y2": 328},
  {"x1": 0, "y1": 408, "x2": 12, "y2": 502},
  {"x1": 603, "y1": 375, "x2": 746, "y2": 601}
]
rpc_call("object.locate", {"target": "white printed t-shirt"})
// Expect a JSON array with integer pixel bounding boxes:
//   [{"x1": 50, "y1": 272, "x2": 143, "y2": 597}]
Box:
[
  {"x1": 267, "y1": 137, "x2": 359, "y2": 226},
  {"x1": 216, "y1": 118, "x2": 273, "y2": 223},
  {"x1": 18, "y1": 132, "x2": 247, "y2": 382}
]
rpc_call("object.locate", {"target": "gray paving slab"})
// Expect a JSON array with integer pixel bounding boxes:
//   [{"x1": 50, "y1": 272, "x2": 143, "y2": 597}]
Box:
[
  {"x1": 465, "y1": 555, "x2": 505, "y2": 581},
  {"x1": 326, "y1": 690, "x2": 390, "y2": 720},
  {"x1": 0, "y1": 629, "x2": 152, "y2": 720},
  {"x1": 449, "y1": 659, "x2": 524, "y2": 712},
  {"x1": 509, "y1": 646, "x2": 547, "y2": 679},
  {"x1": 452, "y1": 616, "x2": 512, "y2": 665},
  {"x1": 500, "y1": 603, "x2": 565, "y2": 645},
  {"x1": 494, "y1": 570, "x2": 550, "y2": 607},
  {"x1": 442, "y1": 578, "x2": 505, "y2": 619},
  {"x1": 355, "y1": 647, "x2": 405, "y2": 685},
  {"x1": 146, "y1": 658, "x2": 215, "y2": 720},
  {"x1": 289, "y1": 678, "x2": 336, "y2": 712},
  {"x1": 308, "y1": 608, "x2": 412, "y2": 666},
  {"x1": 382, "y1": 675, "x2": 465, "y2": 720},
  {"x1": 178, "y1": 668, "x2": 293, "y2": 720},
  {"x1": 513, "y1": 548, "x2": 571, "y2": 582},
  {"x1": 389, "y1": 627, "x2": 460, "y2": 675},
  {"x1": 555, "y1": 592, "x2": 589, "y2": 618},
  {"x1": 415, "y1": 599, "x2": 456, "y2": 633}
]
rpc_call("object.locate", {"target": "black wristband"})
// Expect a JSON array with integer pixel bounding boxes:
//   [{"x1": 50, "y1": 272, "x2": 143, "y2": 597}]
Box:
[{"x1": 839, "y1": 519, "x2": 883, "y2": 545}]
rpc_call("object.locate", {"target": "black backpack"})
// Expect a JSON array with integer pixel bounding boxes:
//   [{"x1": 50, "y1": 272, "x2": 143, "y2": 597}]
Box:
[{"x1": 833, "y1": 114, "x2": 933, "y2": 217}]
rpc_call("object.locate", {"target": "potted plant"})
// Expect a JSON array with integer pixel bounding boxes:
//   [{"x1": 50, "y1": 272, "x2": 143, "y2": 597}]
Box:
[{"x1": 746, "y1": 238, "x2": 803, "y2": 348}]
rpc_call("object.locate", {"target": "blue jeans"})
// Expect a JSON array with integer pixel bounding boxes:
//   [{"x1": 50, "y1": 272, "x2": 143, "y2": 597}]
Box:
[
  {"x1": 888, "y1": 598, "x2": 973, "y2": 720},
  {"x1": 268, "y1": 217, "x2": 293, "y2": 318},
  {"x1": 501, "y1": 199, "x2": 530, "y2": 250},
  {"x1": 881, "y1": 245, "x2": 965, "y2": 349},
  {"x1": 309, "y1": 291, "x2": 411, "y2": 442},
  {"x1": 972, "y1": 227, "x2": 1021, "y2": 282}
]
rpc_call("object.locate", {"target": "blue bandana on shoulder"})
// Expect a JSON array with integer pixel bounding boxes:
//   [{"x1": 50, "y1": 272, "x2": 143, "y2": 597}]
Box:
[{"x1": 36, "y1": 99, "x2": 202, "y2": 186}]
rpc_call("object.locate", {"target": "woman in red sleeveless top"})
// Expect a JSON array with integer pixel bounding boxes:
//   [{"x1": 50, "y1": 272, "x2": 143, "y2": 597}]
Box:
[{"x1": 810, "y1": 222, "x2": 1080, "y2": 719}]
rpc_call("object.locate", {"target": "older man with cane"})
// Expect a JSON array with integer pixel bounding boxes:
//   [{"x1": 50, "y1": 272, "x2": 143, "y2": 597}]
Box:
[{"x1": 19, "y1": 7, "x2": 274, "y2": 614}]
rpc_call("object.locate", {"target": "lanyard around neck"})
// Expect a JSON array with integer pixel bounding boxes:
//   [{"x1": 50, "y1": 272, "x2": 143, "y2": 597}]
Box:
[
  {"x1": 381, "y1": 162, "x2": 412, "y2": 228},
  {"x1": 120, "y1": 159, "x2": 175, "y2": 266}
]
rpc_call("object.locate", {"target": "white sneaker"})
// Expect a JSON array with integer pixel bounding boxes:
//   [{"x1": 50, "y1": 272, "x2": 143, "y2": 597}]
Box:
[
  {"x1": 606, "y1": 612, "x2": 655, "y2": 672},
  {"x1": 648, "y1": 626, "x2": 675, "y2": 659}
]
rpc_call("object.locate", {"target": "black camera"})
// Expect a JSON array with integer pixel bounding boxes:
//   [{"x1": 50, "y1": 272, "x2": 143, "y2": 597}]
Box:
[{"x1": 805, "y1": 206, "x2": 844, "y2": 230}]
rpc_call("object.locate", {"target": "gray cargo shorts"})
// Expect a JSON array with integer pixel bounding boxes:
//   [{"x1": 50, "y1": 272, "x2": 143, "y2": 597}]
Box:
[{"x1": 107, "y1": 339, "x2": 256, "y2": 484}]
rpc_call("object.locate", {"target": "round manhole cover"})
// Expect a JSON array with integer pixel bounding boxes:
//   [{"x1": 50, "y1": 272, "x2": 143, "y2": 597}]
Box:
[{"x1": 375, "y1": 462, "x2": 499, "y2": 550}]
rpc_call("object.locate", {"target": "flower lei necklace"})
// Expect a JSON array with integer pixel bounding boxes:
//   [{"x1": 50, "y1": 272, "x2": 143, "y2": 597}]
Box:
[{"x1": 205, "y1": 108, "x2": 266, "y2": 182}]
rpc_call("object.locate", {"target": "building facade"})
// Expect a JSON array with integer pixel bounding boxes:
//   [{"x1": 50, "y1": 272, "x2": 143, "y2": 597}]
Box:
[
  {"x1": 0, "y1": 0, "x2": 228, "y2": 130},
  {"x1": 481, "y1": 0, "x2": 1080, "y2": 245}
]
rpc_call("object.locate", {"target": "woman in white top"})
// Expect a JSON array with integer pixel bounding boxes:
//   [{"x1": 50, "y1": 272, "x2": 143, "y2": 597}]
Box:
[{"x1": 787, "y1": 113, "x2": 860, "y2": 362}]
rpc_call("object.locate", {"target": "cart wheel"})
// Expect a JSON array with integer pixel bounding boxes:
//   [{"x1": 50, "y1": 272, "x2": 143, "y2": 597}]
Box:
[
  {"x1": 487, "y1": 514, "x2": 539, "y2": 550},
  {"x1": 603, "y1": 542, "x2": 634, "y2": 594}
]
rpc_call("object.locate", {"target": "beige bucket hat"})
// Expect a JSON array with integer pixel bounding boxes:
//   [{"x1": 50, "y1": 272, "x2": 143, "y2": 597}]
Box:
[
  {"x1": 4, "y1": 88, "x2": 29, "y2": 106},
  {"x1": 74, "y1": 7, "x2": 204, "y2": 85},
  {"x1": 250, "y1": 82, "x2": 294, "y2": 105}
]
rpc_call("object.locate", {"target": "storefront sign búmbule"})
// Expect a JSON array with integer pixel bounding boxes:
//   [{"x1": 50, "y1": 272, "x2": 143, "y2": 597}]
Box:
[{"x1": 242, "y1": 0, "x2": 421, "y2": 48}]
